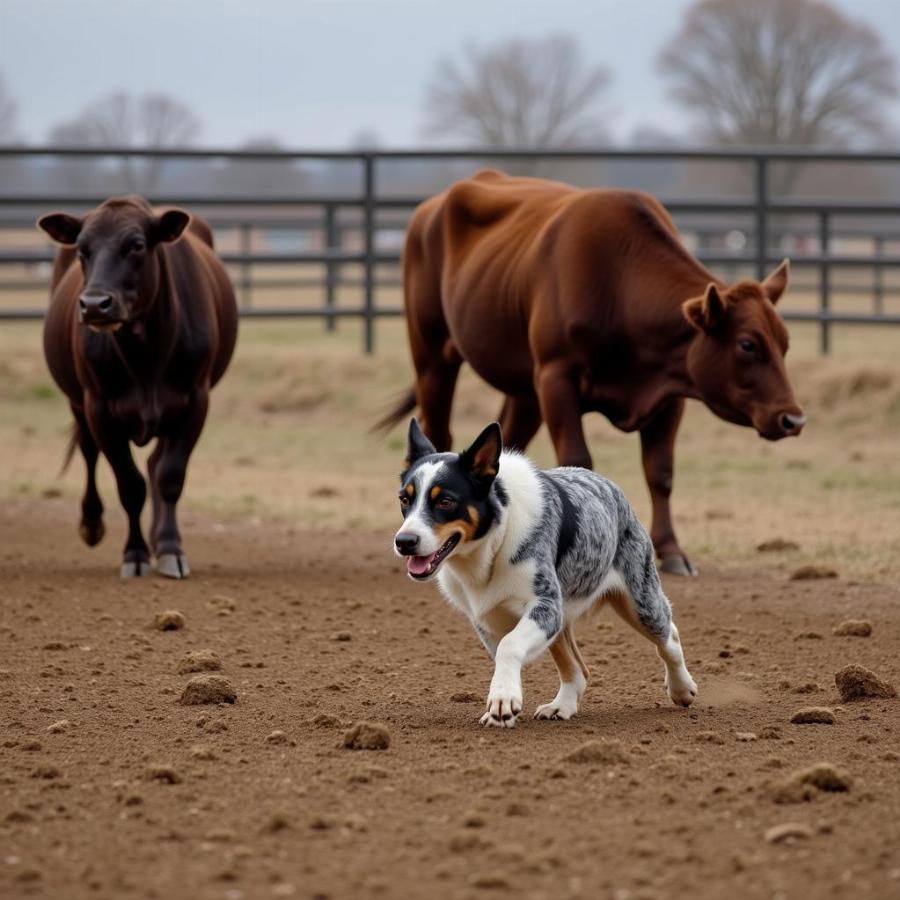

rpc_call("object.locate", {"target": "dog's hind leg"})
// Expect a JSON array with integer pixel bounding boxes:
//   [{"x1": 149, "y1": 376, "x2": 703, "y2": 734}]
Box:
[
  {"x1": 534, "y1": 623, "x2": 589, "y2": 720},
  {"x1": 608, "y1": 537, "x2": 697, "y2": 707}
]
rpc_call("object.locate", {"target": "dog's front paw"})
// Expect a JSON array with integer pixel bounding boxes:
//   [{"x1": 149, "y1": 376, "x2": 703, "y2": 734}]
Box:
[
  {"x1": 665, "y1": 670, "x2": 698, "y2": 707},
  {"x1": 534, "y1": 699, "x2": 577, "y2": 721},
  {"x1": 480, "y1": 691, "x2": 522, "y2": 728}
]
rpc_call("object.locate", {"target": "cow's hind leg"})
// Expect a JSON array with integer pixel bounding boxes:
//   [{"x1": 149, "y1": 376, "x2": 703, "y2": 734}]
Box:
[
  {"x1": 498, "y1": 394, "x2": 543, "y2": 451},
  {"x1": 608, "y1": 534, "x2": 697, "y2": 707},
  {"x1": 72, "y1": 409, "x2": 104, "y2": 547},
  {"x1": 640, "y1": 398, "x2": 696, "y2": 576},
  {"x1": 534, "y1": 622, "x2": 589, "y2": 720},
  {"x1": 414, "y1": 343, "x2": 461, "y2": 452},
  {"x1": 152, "y1": 392, "x2": 209, "y2": 579}
]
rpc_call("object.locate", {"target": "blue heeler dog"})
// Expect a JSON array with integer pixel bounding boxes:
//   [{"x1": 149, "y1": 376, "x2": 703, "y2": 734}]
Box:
[{"x1": 393, "y1": 418, "x2": 698, "y2": 727}]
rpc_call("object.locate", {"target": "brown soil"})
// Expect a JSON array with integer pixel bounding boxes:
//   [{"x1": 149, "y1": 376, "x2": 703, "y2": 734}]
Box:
[{"x1": 2, "y1": 496, "x2": 900, "y2": 900}]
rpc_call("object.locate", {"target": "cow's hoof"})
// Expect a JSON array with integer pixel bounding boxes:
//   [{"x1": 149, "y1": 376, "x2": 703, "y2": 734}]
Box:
[
  {"x1": 121, "y1": 560, "x2": 151, "y2": 578},
  {"x1": 660, "y1": 554, "x2": 698, "y2": 577},
  {"x1": 79, "y1": 521, "x2": 105, "y2": 547},
  {"x1": 157, "y1": 554, "x2": 191, "y2": 579}
]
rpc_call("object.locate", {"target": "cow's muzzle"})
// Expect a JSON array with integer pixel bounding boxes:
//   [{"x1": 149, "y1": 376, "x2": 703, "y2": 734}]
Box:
[
  {"x1": 78, "y1": 292, "x2": 124, "y2": 330},
  {"x1": 756, "y1": 407, "x2": 806, "y2": 440}
]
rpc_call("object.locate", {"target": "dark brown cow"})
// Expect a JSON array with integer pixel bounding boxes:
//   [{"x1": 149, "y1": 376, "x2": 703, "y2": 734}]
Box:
[
  {"x1": 381, "y1": 170, "x2": 805, "y2": 576},
  {"x1": 39, "y1": 196, "x2": 238, "y2": 579}
]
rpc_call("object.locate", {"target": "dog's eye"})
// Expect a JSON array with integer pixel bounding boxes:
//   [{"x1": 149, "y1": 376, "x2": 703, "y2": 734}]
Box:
[
  {"x1": 399, "y1": 496, "x2": 410, "y2": 508},
  {"x1": 437, "y1": 496, "x2": 457, "y2": 510}
]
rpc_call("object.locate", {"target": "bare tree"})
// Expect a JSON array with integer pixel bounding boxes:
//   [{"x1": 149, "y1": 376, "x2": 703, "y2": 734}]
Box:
[
  {"x1": 48, "y1": 92, "x2": 203, "y2": 190},
  {"x1": 422, "y1": 35, "x2": 610, "y2": 147},
  {"x1": 0, "y1": 72, "x2": 19, "y2": 144},
  {"x1": 659, "y1": 0, "x2": 897, "y2": 148}
]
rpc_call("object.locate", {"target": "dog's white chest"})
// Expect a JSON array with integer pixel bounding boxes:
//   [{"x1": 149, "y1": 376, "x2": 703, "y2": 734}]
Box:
[{"x1": 438, "y1": 556, "x2": 535, "y2": 624}]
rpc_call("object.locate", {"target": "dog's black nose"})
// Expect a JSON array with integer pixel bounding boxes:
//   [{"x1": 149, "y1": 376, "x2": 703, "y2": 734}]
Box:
[{"x1": 395, "y1": 532, "x2": 419, "y2": 555}]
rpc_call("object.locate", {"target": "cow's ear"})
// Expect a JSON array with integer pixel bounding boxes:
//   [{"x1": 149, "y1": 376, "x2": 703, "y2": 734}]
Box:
[
  {"x1": 404, "y1": 418, "x2": 436, "y2": 472},
  {"x1": 151, "y1": 209, "x2": 191, "y2": 244},
  {"x1": 459, "y1": 422, "x2": 502, "y2": 481},
  {"x1": 762, "y1": 258, "x2": 790, "y2": 305},
  {"x1": 682, "y1": 283, "x2": 728, "y2": 332},
  {"x1": 37, "y1": 213, "x2": 83, "y2": 246}
]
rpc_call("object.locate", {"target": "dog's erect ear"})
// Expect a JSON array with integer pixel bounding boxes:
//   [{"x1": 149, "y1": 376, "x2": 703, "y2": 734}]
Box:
[
  {"x1": 404, "y1": 418, "x2": 436, "y2": 470},
  {"x1": 682, "y1": 283, "x2": 728, "y2": 332},
  {"x1": 459, "y1": 422, "x2": 502, "y2": 481},
  {"x1": 37, "y1": 212, "x2": 83, "y2": 246}
]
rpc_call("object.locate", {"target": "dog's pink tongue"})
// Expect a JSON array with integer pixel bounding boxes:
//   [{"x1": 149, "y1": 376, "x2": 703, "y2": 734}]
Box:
[{"x1": 407, "y1": 554, "x2": 434, "y2": 576}]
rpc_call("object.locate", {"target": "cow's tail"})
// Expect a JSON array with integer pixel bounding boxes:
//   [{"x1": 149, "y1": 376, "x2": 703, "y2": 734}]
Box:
[
  {"x1": 59, "y1": 422, "x2": 79, "y2": 476},
  {"x1": 371, "y1": 386, "x2": 417, "y2": 435}
]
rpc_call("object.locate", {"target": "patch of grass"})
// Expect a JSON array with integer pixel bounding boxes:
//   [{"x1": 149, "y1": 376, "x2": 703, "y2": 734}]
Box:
[{"x1": 2, "y1": 318, "x2": 900, "y2": 580}]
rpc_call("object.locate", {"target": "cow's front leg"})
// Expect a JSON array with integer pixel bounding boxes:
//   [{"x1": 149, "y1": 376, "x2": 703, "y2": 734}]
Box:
[
  {"x1": 152, "y1": 391, "x2": 209, "y2": 579},
  {"x1": 640, "y1": 398, "x2": 696, "y2": 576},
  {"x1": 535, "y1": 361, "x2": 592, "y2": 469},
  {"x1": 482, "y1": 594, "x2": 562, "y2": 728},
  {"x1": 71, "y1": 406, "x2": 105, "y2": 547},
  {"x1": 88, "y1": 408, "x2": 149, "y2": 578}
]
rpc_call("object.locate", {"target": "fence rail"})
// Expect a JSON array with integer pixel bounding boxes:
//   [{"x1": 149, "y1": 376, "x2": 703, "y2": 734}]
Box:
[{"x1": 2, "y1": 145, "x2": 900, "y2": 353}]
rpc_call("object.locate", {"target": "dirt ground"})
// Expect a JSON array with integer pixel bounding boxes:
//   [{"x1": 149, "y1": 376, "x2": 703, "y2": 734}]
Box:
[
  {"x1": 2, "y1": 319, "x2": 900, "y2": 900},
  {"x1": 2, "y1": 495, "x2": 899, "y2": 900}
]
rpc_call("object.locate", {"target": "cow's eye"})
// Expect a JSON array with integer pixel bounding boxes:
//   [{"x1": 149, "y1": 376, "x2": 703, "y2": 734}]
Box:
[
  {"x1": 437, "y1": 496, "x2": 457, "y2": 510},
  {"x1": 126, "y1": 238, "x2": 146, "y2": 255},
  {"x1": 399, "y1": 495, "x2": 410, "y2": 509},
  {"x1": 738, "y1": 339, "x2": 757, "y2": 356}
]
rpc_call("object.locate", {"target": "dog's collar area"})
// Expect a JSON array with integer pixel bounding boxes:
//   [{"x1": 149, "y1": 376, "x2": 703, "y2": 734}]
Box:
[{"x1": 407, "y1": 532, "x2": 461, "y2": 579}]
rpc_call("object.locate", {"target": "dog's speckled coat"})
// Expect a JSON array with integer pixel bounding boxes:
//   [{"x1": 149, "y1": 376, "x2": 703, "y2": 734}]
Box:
[{"x1": 395, "y1": 419, "x2": 698, "y2": 727}]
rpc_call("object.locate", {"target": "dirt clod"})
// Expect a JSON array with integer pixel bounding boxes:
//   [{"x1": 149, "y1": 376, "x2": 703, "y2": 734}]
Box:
[
  {"x1": 265, "y1": 730, "x2": 290, "y2": 744},
  {"x1": 47, "y1": 719, "x2": 72, "y2": 733},
  {"x1": 179, "y1": 675, "x2": 237, "y2": 705},
  {"x1": 771, "y1": 763, "x2": 852, "y2": 803},
  {"x1": 450, "y1": 691, "x2": 481, "y2": 703},
  {"x1": 757, "y1": 538, "x2": 800, "y2": 553},
  {"x1": 153, "y1": 610, "x2": 186, "y2": 631},
  {"x1": 790, "y1": 566, "x2": 838, "y2": 581},
  {"x1": 343, "y1": 722, "x2": 390, "y2": 751},
  {"x1": 764, "y1": 822, "x2": 814, "y2": 843},
  {"x1": 834, "y1": 664, "x2": 896, "y2": 702},
  {"x1": 176, "y1": 649, "x2": 222, "y2": 674},
  {"x1": 562, "y1": 739, "x2": 629, "y2": 765},
  {"x1": 696, "y1": 731, "x2": 726, "y2": 744},
  {"x1": 147, "y1": 764, "x2": 182, "y2": 784},
  {"x1": 832, "y1": 619, "x2": 872, "y2": 637},
  {"x1": 790, "y1": 707, "x2": 835, "y2": 725}
]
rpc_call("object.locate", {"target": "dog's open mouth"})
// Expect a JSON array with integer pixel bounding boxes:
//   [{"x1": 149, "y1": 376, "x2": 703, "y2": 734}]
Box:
[{"x1": 406, "y1": 533, "x2": 461, "y2": 579}]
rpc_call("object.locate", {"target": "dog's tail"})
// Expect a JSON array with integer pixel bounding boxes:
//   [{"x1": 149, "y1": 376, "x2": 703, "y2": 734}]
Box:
[
  {"x1": 59, "y1": 422, "x2": 79, "y2": 476},
  {"x1": 371, "y1": 386, "x2": 417, "y2": 435}
]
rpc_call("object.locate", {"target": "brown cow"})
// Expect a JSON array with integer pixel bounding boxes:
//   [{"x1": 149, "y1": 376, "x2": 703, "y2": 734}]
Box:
[
  {"x1": 381, "y1": 170, "x2": 805, "y2": 576},
  {"x1": 39, "y1": 196, "x2": 238, "y2": 579}
]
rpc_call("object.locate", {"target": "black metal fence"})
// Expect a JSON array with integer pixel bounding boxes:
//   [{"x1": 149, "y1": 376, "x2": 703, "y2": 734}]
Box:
[{"x1": 2, "y1": 146, "x2": 900, "y2": 354}]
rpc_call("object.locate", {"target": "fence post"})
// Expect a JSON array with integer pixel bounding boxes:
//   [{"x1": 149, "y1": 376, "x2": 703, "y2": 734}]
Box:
[
  {"x1": 819, "y1": 211, "x2": 831, "y2": 355},
  {"x1": 874, "y1": 235, "x2": 884, "y2": 316},
  {"x1": 363, "y1": 154, "x2": 375, "y2": 354},
  {"x1": 239, "y1": 223, "x2": 252, "y2": 309},
  {"x1": 324, "y1": 204, "x2": 338, "y2": 332},
  {"x1": 754, "y1": 156, "x2": 768, "y2": 281}
]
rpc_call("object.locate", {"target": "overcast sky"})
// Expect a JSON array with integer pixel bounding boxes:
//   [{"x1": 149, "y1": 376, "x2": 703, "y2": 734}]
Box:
[{"x1": 3, "y1": 0, "x2": 899, "y2": 148}]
